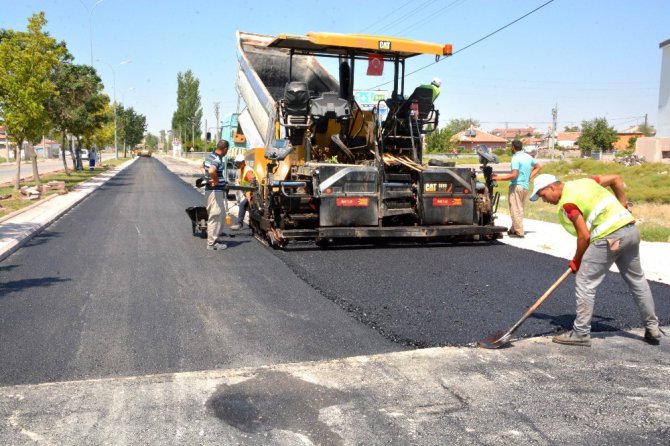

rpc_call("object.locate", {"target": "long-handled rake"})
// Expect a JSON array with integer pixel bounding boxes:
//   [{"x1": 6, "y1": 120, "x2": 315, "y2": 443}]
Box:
[{"x1": 478, "y1": 268, "x2": 572, "y2": 349}]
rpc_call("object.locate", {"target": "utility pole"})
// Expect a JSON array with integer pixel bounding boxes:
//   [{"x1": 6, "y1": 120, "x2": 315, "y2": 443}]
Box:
[
  {"x1": 213, "y1": 102, "x2": 221, "y2": 141},
  {"x1": 550, "y1": 104, "x2": 558, "y2": 160}
]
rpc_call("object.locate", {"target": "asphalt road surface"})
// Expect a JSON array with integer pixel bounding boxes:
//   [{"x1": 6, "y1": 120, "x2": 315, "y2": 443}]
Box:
[{"x1": 1, "y1": 157, "x2": 668, "y2": 389}]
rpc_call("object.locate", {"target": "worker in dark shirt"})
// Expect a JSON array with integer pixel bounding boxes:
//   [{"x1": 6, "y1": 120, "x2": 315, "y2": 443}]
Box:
[{"x1": 203, "y1": 140, "x2": 229, "y2": 250}]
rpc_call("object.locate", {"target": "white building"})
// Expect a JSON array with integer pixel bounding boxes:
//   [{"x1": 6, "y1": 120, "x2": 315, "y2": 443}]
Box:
[
  {"x1": 635, "y1": 38, "x2": 670, "y2": 163},
  {"x1": 658, "y1": 38, "x2": 670, "y2": 137}
]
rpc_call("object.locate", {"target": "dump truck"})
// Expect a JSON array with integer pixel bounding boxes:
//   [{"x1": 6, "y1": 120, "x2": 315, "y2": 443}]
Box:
[{"x1": 235, "y1": 31, "x2": 505, "y2": 248}]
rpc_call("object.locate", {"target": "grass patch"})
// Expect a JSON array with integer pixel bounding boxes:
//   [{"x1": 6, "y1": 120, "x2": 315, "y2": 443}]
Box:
[
  {"x1": 537, "y1": 159, "x2": 670, "y2": 204},
  {"x1": 0, "y1": 157, "x2": 131, "y2": 219}
]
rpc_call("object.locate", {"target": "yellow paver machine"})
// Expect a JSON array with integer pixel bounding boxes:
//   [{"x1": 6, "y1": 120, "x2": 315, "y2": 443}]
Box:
[{"x1": 235, "y1": 31, "x2": 505, "y2": 248}]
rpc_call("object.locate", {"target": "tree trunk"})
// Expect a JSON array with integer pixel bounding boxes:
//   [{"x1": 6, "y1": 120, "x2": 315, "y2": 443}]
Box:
[
  {"x1": 13, "y1": 141, "x2": 22, "y2": 190},
  {"x1": 30, "y1": 143, "x2": 41, "y2": 186},
  {"x1": 74, "y1": 137, "x2": 82, "y2": 171},
  {"x1": 60, "y1": 134, "x2": 70, "y2": 175}
]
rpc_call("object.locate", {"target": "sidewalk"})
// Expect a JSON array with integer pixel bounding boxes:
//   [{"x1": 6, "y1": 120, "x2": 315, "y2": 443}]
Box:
[{"x1": 494, "y1": 213, "x2": 669, "y2": 284}]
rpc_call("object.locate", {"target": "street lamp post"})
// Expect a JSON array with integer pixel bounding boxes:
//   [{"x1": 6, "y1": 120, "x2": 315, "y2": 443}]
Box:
[
  {"x1": 79, "y1": 0, "x2": 104, "y2": 65},
  {"x1": 97, "y1": 59, "x2": 132, "y2": 159},
  {"x1": 190, "y1": 116, "x2": 196, "y2": 150}
]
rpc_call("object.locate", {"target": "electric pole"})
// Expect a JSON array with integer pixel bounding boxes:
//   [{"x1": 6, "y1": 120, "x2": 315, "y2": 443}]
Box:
[
  {"x1": 550, "y1": 105, "x2": 558, "y2": 160},
  {"x1": 213, "y1": 102, "x2": 221, "y2": 141}
]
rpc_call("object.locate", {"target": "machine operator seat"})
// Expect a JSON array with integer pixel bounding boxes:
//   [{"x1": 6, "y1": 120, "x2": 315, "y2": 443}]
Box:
[
  {"x1": 310, "y1": 92, "x2": 350, "y2": 133},
  {"x1": 283, "y1": 82, "x2": 311, "y2": 119},
  {"x1": 393, "y1": 86, "x2": 435, "y2": 120}
]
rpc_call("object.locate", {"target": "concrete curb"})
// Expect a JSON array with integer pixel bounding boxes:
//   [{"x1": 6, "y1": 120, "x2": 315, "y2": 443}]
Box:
[{"x1": 0, "y1": 158, "x2": 137, "y2": 262}]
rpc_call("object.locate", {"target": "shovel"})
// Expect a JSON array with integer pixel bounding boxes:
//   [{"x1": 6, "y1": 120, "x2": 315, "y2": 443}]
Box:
[{"x1": 478, "y1": 268, "x2": 572, "y2": 349}]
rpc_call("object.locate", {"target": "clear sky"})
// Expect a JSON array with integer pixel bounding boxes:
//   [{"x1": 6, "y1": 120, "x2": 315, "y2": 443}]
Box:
[{"x1": 2, "y1": 0, "x2": 669, "y2": 135}]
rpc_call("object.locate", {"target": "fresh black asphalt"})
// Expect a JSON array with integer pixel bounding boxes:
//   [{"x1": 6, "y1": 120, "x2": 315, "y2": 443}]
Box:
[
  {"x1": 1, "y1": 158, "x2": 668, "y2": 388},
  {"x1": 273, "y1": 242, "x2": 669, "y2": 347}
]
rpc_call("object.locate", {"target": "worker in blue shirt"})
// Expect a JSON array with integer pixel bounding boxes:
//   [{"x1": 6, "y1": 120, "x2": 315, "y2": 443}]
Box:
[{"x1": 492, "y1": 139, "x2": 542, "y2": 238}]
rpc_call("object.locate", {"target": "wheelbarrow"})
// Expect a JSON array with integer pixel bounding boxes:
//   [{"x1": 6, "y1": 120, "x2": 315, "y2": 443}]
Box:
[{"x1": 185, "y1": 206, "x2": 208, "y2": 237}]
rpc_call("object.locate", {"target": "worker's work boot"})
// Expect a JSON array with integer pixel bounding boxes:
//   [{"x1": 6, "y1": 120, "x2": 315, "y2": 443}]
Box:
[
  {"x1": 552, "y1": 330, "x2": 591, "y2": 346},
  {"x1": 644, "y1": 326, "x2": 663, "y2": 345}
]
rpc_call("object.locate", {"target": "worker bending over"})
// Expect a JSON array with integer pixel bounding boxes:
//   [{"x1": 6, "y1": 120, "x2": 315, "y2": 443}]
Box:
[{"x1": 530, "y1": 173, "x2": 662, "y2": 346}]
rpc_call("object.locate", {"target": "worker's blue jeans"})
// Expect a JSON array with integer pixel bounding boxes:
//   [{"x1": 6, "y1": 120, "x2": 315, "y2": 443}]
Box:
[
  {"x1": 237, "y1": 197, "x2": 249, "y2": 225},
  {"x1": 573, "y1": 224, "x2": 659, "y2": 335}
]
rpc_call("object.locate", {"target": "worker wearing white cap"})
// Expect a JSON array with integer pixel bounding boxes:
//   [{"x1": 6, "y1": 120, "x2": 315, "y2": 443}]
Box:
[{"x1": 530, "y1": 173, "x2": 662, "y2": 346}]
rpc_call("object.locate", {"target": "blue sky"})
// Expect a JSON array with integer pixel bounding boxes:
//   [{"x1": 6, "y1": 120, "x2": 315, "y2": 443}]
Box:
[{"x1": 2, "y1": 0, "x2": 669, "y2": 135}]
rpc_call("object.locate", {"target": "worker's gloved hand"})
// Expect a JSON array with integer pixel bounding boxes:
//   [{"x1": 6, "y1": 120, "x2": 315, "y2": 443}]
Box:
[{"x1": 569, "y1": 258, "x2": 581, "y2": 274}]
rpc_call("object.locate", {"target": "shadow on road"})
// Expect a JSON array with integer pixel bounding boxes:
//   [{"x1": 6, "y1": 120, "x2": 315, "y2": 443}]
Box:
[{"x1": 0, "y1": 276, "x2": 71, "y2": 298}]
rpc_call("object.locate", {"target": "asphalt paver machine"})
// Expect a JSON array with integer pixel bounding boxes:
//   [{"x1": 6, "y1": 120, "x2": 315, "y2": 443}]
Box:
[{"x1": 236, "y1": 31, "x2": 505, "y2": 248}]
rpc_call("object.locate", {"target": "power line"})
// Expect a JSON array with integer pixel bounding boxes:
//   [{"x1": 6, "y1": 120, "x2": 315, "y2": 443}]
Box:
[
  {"x1": 395, "y1": 0, "x2": 469, "y2": 37},
  {"x1": 370, "y1": 0, "x2": 556, "y2": 89},
  {"x1": 450, "y1": 0, "x2": 555, "y2": 57},
  {"x1": 369, "y1": 0, "x2": 438, "y2": 35},
  {"x1": 359, "y1": 2, "x2": 417, "y2": 33}
]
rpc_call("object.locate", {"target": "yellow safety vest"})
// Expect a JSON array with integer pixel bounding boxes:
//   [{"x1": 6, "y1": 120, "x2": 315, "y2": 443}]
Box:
[
  {"x1": 240, "y1": 165, "x2": 255, "y2": 187},
  {"x1": 557, "y1": 178, "x2": 634, "y2": 242}
]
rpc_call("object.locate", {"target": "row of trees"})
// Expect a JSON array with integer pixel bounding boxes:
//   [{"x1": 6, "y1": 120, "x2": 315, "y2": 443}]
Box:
[{"x1": 0, "y1": 12, "x2": 147, "y2": 189}]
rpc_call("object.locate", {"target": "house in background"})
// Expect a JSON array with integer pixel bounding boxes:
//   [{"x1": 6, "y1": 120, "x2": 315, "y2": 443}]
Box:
[
  {"x1": 34, "y1": 137, "x2": 61, "y2": 158},
  {"x1": 520, "y1": 136, "x2": 544, "y2": 154},
  {"x1": 614, "y1": 132, "x2": 644, "y2": 151},
  {"x1": 0, "y1": 126, "x2": 11, "y2": 161},
  {"x1": 491, "y1": 127, "x2": 536, "y2": 140},
  {"x1": 556, "y1": 131, "x2": 580, "y2": 149},
  {"x1": 635, "y1": 37, "x2": 670, "y2": 163},
  {"x1": 453, "y1": 129, "x2": 508, "y2": 152}
]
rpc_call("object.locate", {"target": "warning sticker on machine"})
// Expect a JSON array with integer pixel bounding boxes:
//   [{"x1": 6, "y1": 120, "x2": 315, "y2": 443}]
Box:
[
  {"x1": 337, "y1": 197, "x2": 369, "y2": 207},
  {"x1": 432, "y1": 197, "x2": 462, "y2": 206}
]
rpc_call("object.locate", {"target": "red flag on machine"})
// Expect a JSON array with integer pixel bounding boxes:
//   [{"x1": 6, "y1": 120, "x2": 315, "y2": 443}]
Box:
[{"x1": 367, "y1": 53, "x2": 384, "y2": 76}]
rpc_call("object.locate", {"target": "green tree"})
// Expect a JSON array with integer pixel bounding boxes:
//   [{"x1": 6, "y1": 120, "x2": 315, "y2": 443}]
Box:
[
  {"x1": 564, "y1": 125, "x2": 580, "y2": 132},
  {"x1": 171, "y1": 70, "x2": 202, "y2": 148},
  {"x1": 638, "y1": 123, "x2": 655, "y2": 137},
  {"x1": 65, "y1": 66, "x2": 109, "y2": 170},
  {"x1": 577, "y1": 117, "x2": 617, "y2": 157},
  {"x1": 45, "y1": 52, "x2": 108, "y2": 172},
  {"x1": 119, "y1": 106, "x2": 146, "y2": 156},
  {"x1": 445, "y1": 118, "x2": 480, "y2": 134},
  {"x1": 144, "y1": 133, "x2": 159, "y2": 150},
  {"x1": 0, "y1": 12, "x2": 65, "y2": 188}
]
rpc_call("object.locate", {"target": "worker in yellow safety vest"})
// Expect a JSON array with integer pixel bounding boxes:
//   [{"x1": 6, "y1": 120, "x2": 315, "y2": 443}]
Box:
[
  {"x1": 418, "y1": 77, "x2": 441, "y2": 101},
  {"x1": 230, "y1": 154, "x2": 256, "y2": 230},
  {"x1": 530, "y1": 173, "x2": 662, "y2": 347}
]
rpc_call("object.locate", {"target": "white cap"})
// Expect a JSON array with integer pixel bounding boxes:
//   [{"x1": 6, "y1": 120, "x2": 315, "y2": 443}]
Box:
[
  {"x1": 529, "y1": 174, "x2": 559, "y2": 202},
  {"x1": 234, "y1": 154, "x2": 245, "y2": 163},
  {"x1": 431, "y1": 77, "x2": 441, "y2": 87}
]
